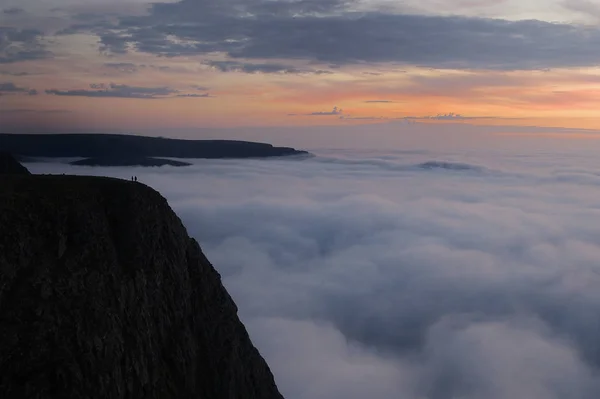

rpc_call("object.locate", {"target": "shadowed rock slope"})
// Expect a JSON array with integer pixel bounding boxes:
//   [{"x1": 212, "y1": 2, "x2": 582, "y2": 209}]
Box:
[
  {"x1": 0, "y1": 171, "x2": 284, "y2": 398},
  {"x1": 0, "y1": 152, "x2": 31, "y2": 175}
]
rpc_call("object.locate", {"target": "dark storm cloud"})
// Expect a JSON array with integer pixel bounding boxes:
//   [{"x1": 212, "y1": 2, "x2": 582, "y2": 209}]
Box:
[
  {"x1": 45, "y1": 83, "x2": 178, "y2": 99},
  {"x1": 0, "y1": 27, "x2": 50, "y2": 64},
  {"x1": 55, "y1": 0, "x2": 600, "y2": 70},
  {"x1": 203, "y1": 60, "x2": 332, "y2": 74}
]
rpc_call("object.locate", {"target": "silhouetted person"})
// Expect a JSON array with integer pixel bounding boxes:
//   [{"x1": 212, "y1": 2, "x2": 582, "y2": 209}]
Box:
[{"x1": 134, "y1": 176, "x2": 137, "y2": 182}]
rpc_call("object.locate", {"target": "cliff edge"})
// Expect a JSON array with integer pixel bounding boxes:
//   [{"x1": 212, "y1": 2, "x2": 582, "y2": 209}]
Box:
[
  {"x1": 0, "y1": 152, "x2": 31, "y2": 175},
  {"x1": 0, "y1": 163, "x2": 284, "y2": 398}
]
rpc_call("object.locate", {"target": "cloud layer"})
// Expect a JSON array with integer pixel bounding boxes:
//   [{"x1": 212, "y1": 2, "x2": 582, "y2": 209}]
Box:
[
  {"x1": 44, "y1": 83, "x2": 212, "y2": 99},
  {"x1": 54, "y1": 0, "x2": 600, "y2": 70},
  {"x1": 26, "y1": 145, "x2": 600, "y2": 399},
  {"x1": 203, "y1": 60, "x2": 332, "y2": 75},
  {"x1": 0, "y1": 27, "x2": 49, "y2": 64},
  {"x1": 0, "y1": 81, "x2": 37, "y2": 95}
]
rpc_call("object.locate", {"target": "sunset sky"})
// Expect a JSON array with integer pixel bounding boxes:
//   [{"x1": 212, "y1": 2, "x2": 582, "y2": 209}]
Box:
[{"x1": 3, "y1": 0, "x2": 600, "y2": 137}]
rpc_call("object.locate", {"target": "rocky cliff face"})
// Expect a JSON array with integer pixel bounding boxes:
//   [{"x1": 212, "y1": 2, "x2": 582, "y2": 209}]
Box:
[
  {"x1": 0, "y1": 152, "x2": 30, "y2": 175},
  {"x1": 0, "y1": 167, "x2": 284, "y2": 398}
]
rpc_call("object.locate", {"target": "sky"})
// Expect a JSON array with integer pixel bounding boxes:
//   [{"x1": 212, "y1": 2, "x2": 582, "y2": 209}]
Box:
[
  {"x1": 26, "y1": 146, "x2": 600, "y2": 398},
  {"x1": 3, "y1": 0, "x2": 600, "y2": 136}
]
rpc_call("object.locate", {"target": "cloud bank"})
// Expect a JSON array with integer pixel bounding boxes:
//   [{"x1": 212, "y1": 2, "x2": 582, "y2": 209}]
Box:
[
  {"x1": 203, "y1": 60, "x2": 332, "y2": 75},
  {"x1": 54, "y1": 0, "x2": 600, "y2": 70},
  {"x1": 0, "y1": 81, "x2": 37, "y2": 95},
  {"x1": 44, "y1": 83, "x2": 210, "y2": 99},
  {"x1": 27, "y1": 147, "x2": 600, "y2": 398},
  {"x1": 0, "y1": 27, "x2": 49, "y2": 64}
]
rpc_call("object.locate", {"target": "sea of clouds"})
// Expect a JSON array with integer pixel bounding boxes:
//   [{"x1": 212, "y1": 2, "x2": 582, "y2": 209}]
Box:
[{"x1": 27, "y1": 146, "x2": 600, "y2": 399}]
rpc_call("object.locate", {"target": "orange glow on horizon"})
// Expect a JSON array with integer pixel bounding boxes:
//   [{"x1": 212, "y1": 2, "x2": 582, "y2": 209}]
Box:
[{"x1": 4, "y1": 49, "x2": 600, "y2": 132}]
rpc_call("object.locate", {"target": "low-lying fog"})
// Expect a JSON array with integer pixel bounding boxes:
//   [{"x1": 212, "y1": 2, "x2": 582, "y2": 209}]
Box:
[{"x1": 27, "y1": 143, "x2": 600, "y2": 399}]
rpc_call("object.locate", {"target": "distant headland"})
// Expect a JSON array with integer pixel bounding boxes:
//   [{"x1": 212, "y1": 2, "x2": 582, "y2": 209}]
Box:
[
  {"x1": 0, "y1": 133, "x2": 310, "y2": 167},
  {"x1": 70, "y1": 156, "x2": 192, "y2": 167}
]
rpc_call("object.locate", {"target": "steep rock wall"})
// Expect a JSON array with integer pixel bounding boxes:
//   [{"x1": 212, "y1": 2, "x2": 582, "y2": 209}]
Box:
[{"x1": 0, "y1": 173, "x2": 284, "y2": 399}]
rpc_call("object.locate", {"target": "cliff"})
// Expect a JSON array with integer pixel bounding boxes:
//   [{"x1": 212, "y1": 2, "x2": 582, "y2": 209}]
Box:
[
  {"x1": 0, "y1": 133, "x2": 309, "y2": 159},
  {"x1": 0, "y1": 161, "x2": 284, "y2": 398},
  {"x1": 0, "y1": 152, "x2": 31, "y2": 175}
]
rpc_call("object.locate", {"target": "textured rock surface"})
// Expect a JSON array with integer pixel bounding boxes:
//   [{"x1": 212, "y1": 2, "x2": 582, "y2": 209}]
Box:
[
  {"x1": 0, "y1": 174, "x2": 284, "y2": 399},
  {"x1": 0, "y1": 152, "x2": 30, "y2": 175}
]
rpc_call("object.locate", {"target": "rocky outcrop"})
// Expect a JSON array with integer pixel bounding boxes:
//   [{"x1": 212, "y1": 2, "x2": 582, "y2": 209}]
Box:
[
  {"x1": 0, "y1": 152, "x2": 30, "y2": 175},
  {"x1": 0, "y1": 133, "x2": 309, "y2": 159},
  {"x1": 0, "y1": 172, "x2": 284, "y2": 399}
]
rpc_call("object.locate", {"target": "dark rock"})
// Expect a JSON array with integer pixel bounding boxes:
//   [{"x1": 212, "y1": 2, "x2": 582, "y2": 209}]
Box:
[
  {"x1": 0, "y1": 174, "x2": 284, "y2": 399},
  {"x1": 0, "y1": 133, "x2": 310, "y2": 159},
  {"x1": 0, "y1": 152, "x2": 30, "y2": 175},
  {"x1": 70, "y1": 157, "x2": 192, "y2": 167}
]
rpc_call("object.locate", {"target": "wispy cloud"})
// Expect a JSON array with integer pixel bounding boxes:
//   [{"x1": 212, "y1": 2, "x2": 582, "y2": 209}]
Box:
[
  {"x1": 0, "y1": 82, "x2": 28, "y2": 92},
  {"x1": 2, "y1": 7, "x2": 24, "y2": 15},
  {"x1": 175, "y1": 93, "x2": 213, "y2": 98},
  {"x1": 204, "y1": 60, "x2": 332, "y2": 75},
  {"x1": 103, "y1": 63, "x2": 192, "y2": 74},
  {"x1": 404, "y1": 112, "x2": 499, "y2": 121},
  {"x1": 0, "y1": 82, "x2": 37, "y2": 95},
  {"x1": 340, "y1": 115, "x2": 388, "y2": 120},
  {"x1": 0, "y1": 71, "x2": 37, "y2": 76},
  {"x1": 289, "y1": 106, "x2": 344, "y2": 116},
  {"x1": 562, "y1": 0, "x2": 600, "y2": 20},
  {"x1": 45, "y1": 83, "x2": 178, "y2": 99},
  {"x1": 103, "y1": 62, "x2": 138, "y2": 73},
  {"x1": 0, "y1": 108, "x2": 71, "y2": 114},
  {"x1": 0, "y1": 27, "x2": 50, "y2": 64},
  {"x1": 311, "y1": 106, "x2": 343, "y2": 116}
]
